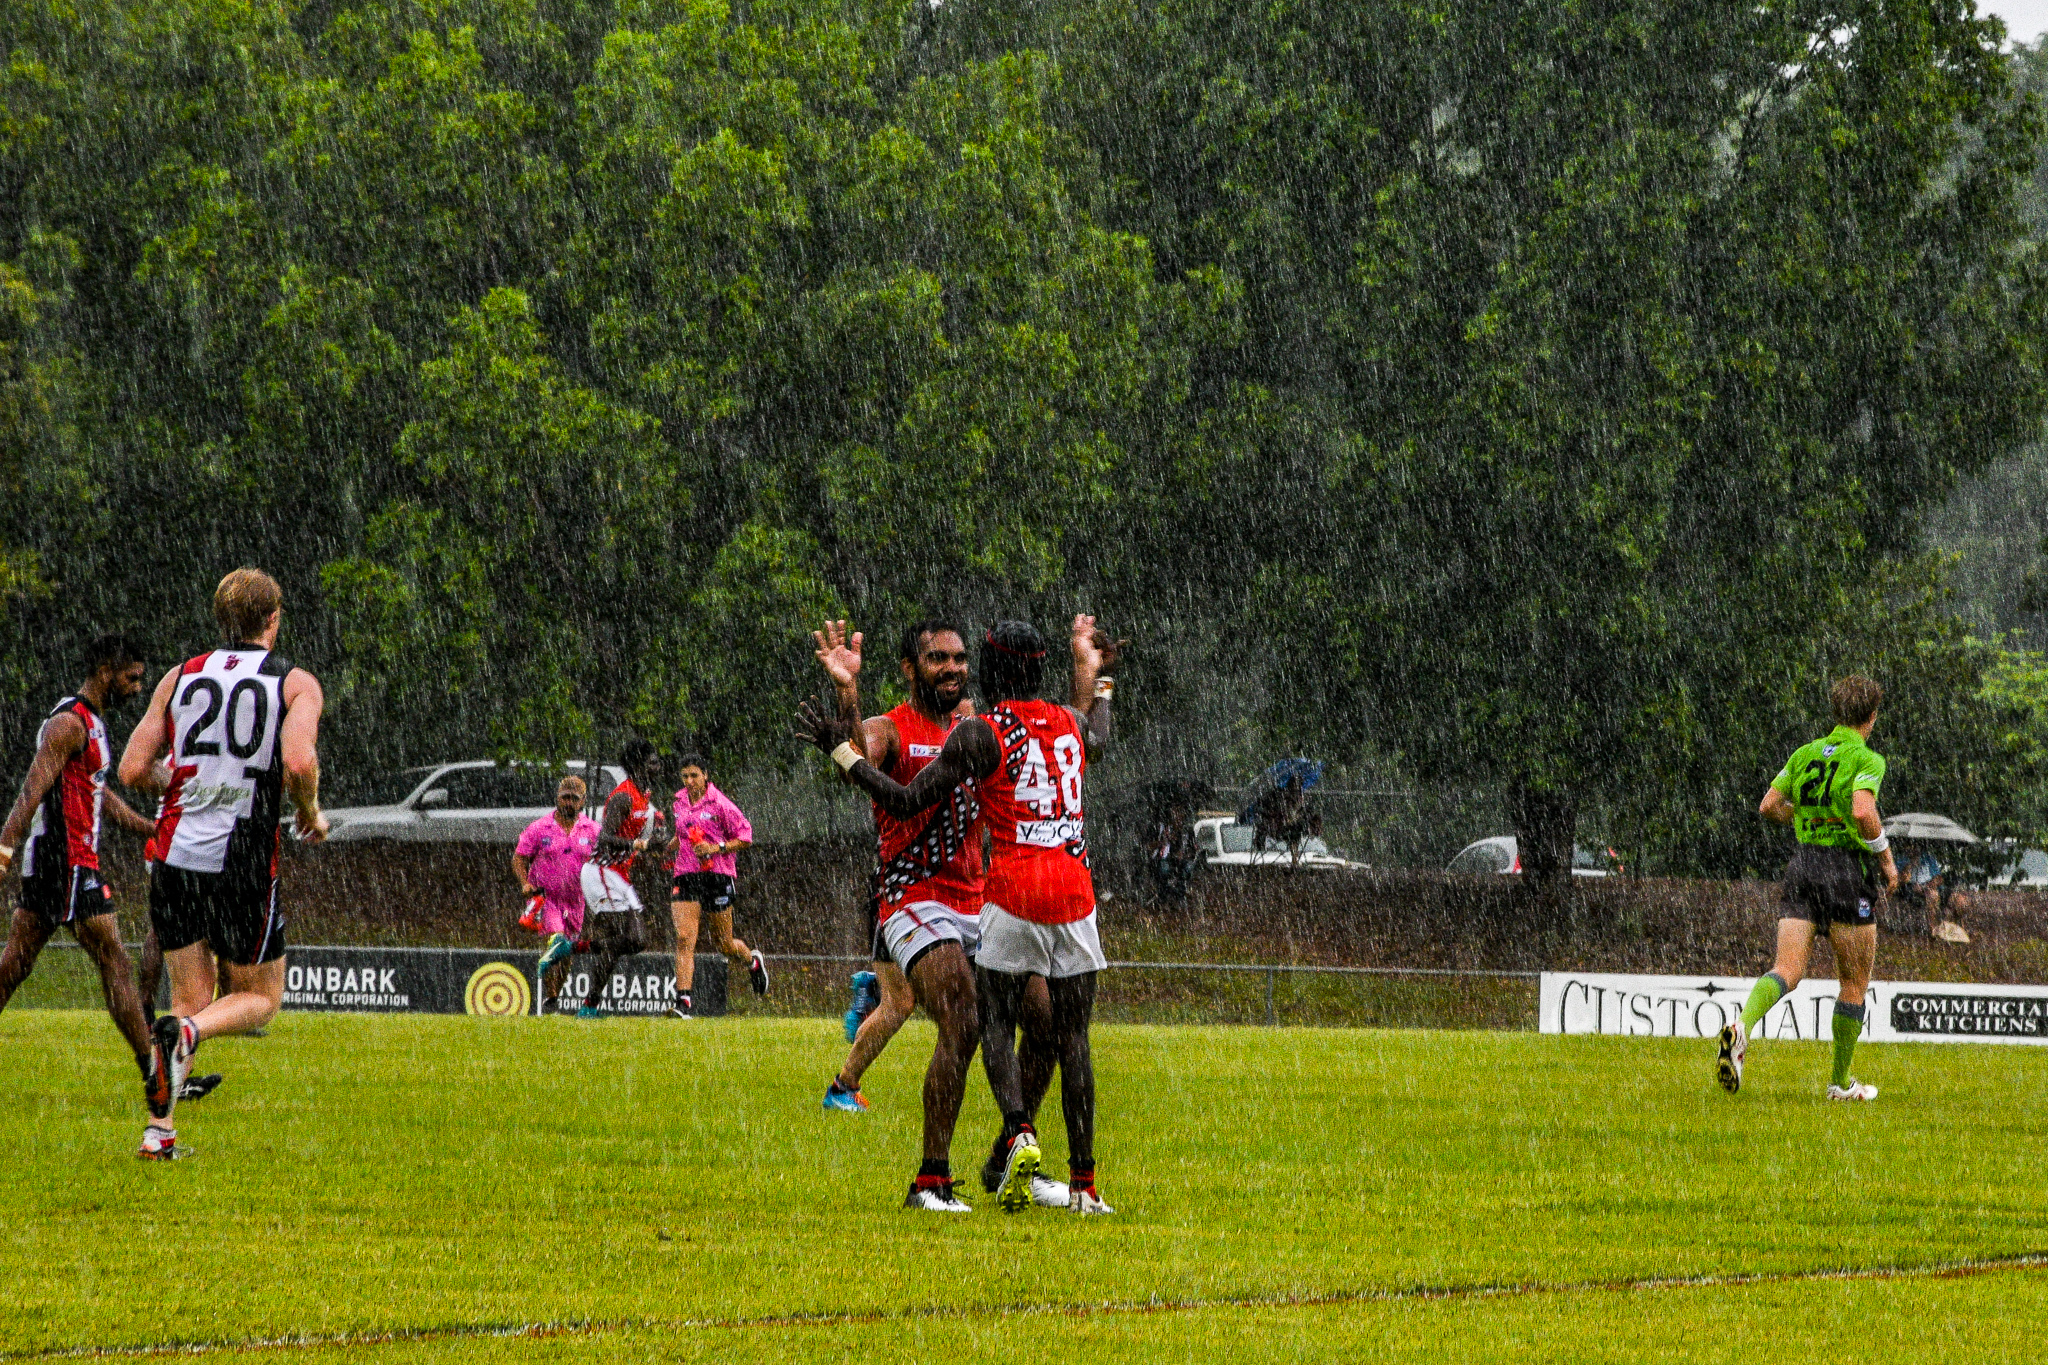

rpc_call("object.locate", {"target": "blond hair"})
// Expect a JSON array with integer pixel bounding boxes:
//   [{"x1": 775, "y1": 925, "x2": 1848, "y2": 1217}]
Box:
[
  {"x1": 214, "y1": 568, "x2": 282, "y2": 644},
  {"x1": 557, "y1": 775, "x2": 587, "y2": 797}
]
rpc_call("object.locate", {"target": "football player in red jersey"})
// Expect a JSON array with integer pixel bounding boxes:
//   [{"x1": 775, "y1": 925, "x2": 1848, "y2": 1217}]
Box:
[
  {"x1": 574, "y1": 738, "x2": 672, "y2": 1018},
  {"x1": 0, "y1": 635, "x2": 161, "y2": 1106},
  {"x1": 806, "y1": 617, "x2": 986, "y2": 1209},
  {"x1": 800, "y1": 614, "x2": 1118, "y2": 1214}
]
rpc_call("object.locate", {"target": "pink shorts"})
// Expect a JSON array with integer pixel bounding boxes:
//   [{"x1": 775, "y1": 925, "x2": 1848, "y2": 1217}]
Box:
[{"x1": 542, "y1": 897, "x2": 586, "y2": 939}]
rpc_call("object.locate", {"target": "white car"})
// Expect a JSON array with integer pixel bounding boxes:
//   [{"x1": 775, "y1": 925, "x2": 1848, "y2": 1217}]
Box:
[
  {"x1": 1192, "y1": 816, "x2": 1368, "y2": 871},
  {"x1": 322, "y1": 761, "x2": 626, "y2": 844},
  {"x1": 1995, "y1": 848, "x2": 2048, "y2": 887},
  {"x1": 1446, "y1": 836, "x2": 1616, "y2": 877}
]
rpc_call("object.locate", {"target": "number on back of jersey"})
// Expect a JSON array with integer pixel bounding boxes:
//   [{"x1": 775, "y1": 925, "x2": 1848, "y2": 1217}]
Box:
[{"x1": 1016, "y1": 739, "x2": 1058, "y2": 817}]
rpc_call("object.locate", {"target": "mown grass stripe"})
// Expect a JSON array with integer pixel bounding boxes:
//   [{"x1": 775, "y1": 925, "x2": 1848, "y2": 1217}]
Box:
[{"x1": 16, "y1": 1250, "x2": 2047, "y2": 1360}]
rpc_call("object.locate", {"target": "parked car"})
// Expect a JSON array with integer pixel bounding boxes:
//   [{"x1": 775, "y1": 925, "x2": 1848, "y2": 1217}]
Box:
[
  {"x1": 1446, "y1": 836, "x2": 1617, "y2": 877},
  {"x1": 322, "y1": 761, "x2": 626, "y2": 844},
  {"x1": 1192, "y1": 815, "x2": 1368, "y2": 871},
  {"x1": 1995, "y1": 848, "x2": 2048, "y2": 888}
]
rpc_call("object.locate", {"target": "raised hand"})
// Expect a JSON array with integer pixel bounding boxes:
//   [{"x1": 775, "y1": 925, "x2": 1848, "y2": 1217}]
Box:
[
  {"x1": 813, "y1": 619, "x2": 864, "y2": 692},
  {"x1": 793, "y1": 693, "x2": 857, "y2": 754},
  {"x1": 1070, "y1": 614, "x2": 1129, "y2": 673}
]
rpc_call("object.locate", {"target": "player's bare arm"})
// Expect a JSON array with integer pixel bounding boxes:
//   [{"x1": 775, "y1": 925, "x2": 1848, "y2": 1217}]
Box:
[
  {"x1": 116, "y1": 666, "x2": 182, "y2": 794},
  {"x1": 103, "y1": 788, "x2": 157, "y2": 840},
  {"x1": 814, "y1": 618, "x2": 900, "y2": 767},
  {"x1": 1066, "y1": 613, "x2": 1124, "y2": 754},
  {"x1": 280, "y1": 668, "x2": 328, "y2": 845},
  {"x1": 1758, "y1": 787, "x2": 1794, "y2": 824},
  {"x1": 0, "y1": 711, "x2": 87, "y2": 875},
  {"x1": 1852, "y1": 789, "x2": 1898, "y2": 891},
  {"x1": 795, "y1": 698, "x2": 998, "y2": 818}
]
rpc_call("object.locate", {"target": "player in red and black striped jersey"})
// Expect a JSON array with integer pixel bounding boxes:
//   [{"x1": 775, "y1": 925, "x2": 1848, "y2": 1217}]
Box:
[
  {"x1": 808, "y1": 618, "x2": 984, "y2": 1210},
  {"x1": 800, "y1": 615, "x2": 1120, "y2": 1214},
  {"x1": 0, "y1": 635, "x2": 166, "y2": 1125}
]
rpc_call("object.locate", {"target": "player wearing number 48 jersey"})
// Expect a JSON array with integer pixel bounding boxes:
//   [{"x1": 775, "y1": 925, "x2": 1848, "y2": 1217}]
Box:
[
  {"x1": 119, "y1": 568, "x2": 329, "y2": 1160},
  {"x1": 800, "y1": 615, "x2": 1120, "y2": 1215}
]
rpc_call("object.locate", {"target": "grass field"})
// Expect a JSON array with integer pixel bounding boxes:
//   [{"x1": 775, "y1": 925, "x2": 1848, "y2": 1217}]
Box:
[{"x1": 4, "y1": 1007, "x2": 2047, "y2": 1361}]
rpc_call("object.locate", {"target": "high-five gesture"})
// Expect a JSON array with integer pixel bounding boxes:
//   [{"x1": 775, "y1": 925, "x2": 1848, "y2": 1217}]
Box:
[
  {"x1": 813, "y1": 619, "x2": 864, "y2": 696},
  {"x1": 1070, "y1": 614, "x2": 1128, "y2": 676},
  {"x1": 793, "y1": 692, "x2": 859, "y2": 755}
]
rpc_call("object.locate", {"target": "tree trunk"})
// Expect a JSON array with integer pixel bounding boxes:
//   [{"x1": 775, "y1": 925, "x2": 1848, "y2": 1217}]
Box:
[{"x1": 1508, "y1": 778, "x2": 1577, "y2": 919}]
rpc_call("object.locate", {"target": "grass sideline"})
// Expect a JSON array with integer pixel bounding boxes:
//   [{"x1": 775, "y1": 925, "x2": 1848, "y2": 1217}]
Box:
[{"x1": 3, "y1": 1011, "x2": 2046, "y2": 1360}]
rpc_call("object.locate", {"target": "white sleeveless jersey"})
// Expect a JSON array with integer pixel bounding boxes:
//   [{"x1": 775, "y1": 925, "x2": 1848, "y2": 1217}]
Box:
[{"x1": 151, "y1": 649, "x2": 293, "y2": 878}]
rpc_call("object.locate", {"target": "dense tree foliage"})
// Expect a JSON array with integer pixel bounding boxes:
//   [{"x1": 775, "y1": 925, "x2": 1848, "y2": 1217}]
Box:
[{"x1": 4, "y1": 0, "x2": 2045, "y2": 877}]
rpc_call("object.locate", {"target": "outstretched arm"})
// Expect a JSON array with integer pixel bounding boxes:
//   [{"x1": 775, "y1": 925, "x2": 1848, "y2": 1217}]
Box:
[
  {"x1": 1067, "y1": 614, "x2": 1124, "y2": 754},
  {"x1": 795, "y1": 698, "x2": 998, "y2": 818},
  {"x1": 813, "y1": 618, "x2": 898, "y2": 768}
]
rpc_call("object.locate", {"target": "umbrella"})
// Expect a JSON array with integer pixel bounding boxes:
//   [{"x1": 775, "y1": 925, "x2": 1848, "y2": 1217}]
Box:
[{"x1": 1882, "y1": 812, "x2": 1980, "y2": 844}]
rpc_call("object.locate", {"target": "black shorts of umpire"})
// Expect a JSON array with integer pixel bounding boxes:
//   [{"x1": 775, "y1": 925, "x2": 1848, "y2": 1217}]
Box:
[
  {"x1": 671, "y1": 872, "x2": 736, "y2": 911},
  {"x1": 1780, "y1": 844, "x2": 1881, "y2": 929},
  {"x1": 150, "y1": 863, "x2": 287, "y2": 965}
]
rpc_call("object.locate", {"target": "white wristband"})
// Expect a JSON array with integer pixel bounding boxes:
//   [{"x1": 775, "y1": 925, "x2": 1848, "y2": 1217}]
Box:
[
  {"x1": 1860, "y1": 833, "x2": 1889, "y2": 854},
  {"x1": 1094, "y1": 676, "x2": 1115, "y2": 701},
  {"x1": 831, "y1": 742, "x2": 864, "y2": 773}
]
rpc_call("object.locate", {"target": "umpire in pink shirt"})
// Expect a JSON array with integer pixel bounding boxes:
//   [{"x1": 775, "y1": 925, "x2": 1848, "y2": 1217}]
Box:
[
  {"x1": 668, "y1": 754, "x2": 766, "y2": 1018},
  {"x1": 515, "y1": 774, "x2": 601, "y2": 1012}
]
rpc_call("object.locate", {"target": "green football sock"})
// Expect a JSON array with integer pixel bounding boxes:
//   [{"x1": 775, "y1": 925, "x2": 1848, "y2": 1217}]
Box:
[
  {"x1": 1832, "y1": 1001, "x2": 1866, "y2": 1088},
  {"x1": 1740, "y1": 972, "x2": 1788, "y2": 1029}
]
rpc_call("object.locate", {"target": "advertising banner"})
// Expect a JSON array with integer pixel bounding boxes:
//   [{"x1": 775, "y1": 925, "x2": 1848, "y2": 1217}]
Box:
[
  {"x1": 280, "y1": 946, "x2": 728, "y2": 1017},
  {"x1": 1539, "y1": 972, "x2": 2048, "y2": 1045}
]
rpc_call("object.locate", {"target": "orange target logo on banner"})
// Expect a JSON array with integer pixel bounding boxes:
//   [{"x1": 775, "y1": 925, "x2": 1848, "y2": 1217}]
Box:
[{"x1": 465, "y1": 962, "x2": 532, "y2": 1016}]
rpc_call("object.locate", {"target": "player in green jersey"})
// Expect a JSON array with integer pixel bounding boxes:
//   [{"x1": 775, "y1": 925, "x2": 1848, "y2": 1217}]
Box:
[{"x1": 1718, "y1": 676, "x2": 1898, "y2": 1101}]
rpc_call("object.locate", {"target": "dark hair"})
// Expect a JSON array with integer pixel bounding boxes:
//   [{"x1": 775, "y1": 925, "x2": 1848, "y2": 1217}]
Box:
[
  {"x1": 675, "y1": 752, "x2": 708, "y2": 774},
  {"x1": 620, "y1": 736, "x2": 659, "y2": 771},
  {"x1": 979, "y1": 620, "x2": 1046, "y2": 702},
  {"x1": 899, "y1": 618, "x2": 967, "y2": 664},
  {"x1": 1830, "y1": 675, "x2": 1882, "y2": 727},
  {"x1": 82, "y1": 633, "x2": 146, "y2": 674}
]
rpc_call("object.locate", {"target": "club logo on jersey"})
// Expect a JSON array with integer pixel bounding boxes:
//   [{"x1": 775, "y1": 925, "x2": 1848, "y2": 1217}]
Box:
[
  {"x1": 1823, "y1": 744, "x2": 1837, "y2": 757},
  {"x1": 224, "y1": 655, "x2": 241, "y2": 671},
  {"x1": 908, "y1": 743, "x2": 943, "y2": 757}
]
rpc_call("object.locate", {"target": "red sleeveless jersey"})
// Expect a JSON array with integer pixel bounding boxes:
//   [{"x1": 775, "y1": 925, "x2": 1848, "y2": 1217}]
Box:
[
  {"x1": 599, "y1": 778, "x2": 653, "y2": 874},
  {"x1": 873, "y1": 703, "x2": 983, "y2": 918},
  {"x1": 979, "y1": 699, "x2": 1093, "y2": 924},
  {"x1": 26, "y1": 695, "x2": 110, "y2": 874}
]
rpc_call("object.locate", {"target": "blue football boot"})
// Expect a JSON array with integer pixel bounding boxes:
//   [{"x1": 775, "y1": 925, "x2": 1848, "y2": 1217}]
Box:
[{"x1": 844, "y1": 970, "x2": 880, "y2": 1042}]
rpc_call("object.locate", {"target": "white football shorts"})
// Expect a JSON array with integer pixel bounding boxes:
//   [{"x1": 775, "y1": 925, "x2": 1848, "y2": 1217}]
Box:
[
  {"x1": 579, "y1": 862, "x2": 643, "y2": 915},
  {"x1": 877, "y1": 900, "x2": 981, "y2": 974},
  {"x1": 975, "y1": 903, "x2": 1106, "y2": 979}
]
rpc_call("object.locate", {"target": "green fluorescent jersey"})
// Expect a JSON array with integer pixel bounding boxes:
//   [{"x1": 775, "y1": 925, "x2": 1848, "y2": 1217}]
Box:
[{"x1": 1770, "y1": 725, "x2": 1886, "y2": 849}]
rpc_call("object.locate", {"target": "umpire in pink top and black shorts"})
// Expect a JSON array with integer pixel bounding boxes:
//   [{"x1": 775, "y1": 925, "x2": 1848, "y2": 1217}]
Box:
[
  {"x1": 514, "y1": 775, "x2": 601, "y2": 1012},
  {"x1": 668, "y1": 754, "x2": 768, "y2": 1019}
]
